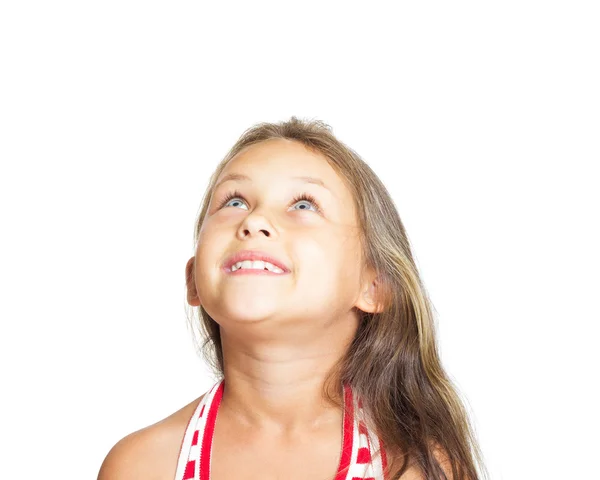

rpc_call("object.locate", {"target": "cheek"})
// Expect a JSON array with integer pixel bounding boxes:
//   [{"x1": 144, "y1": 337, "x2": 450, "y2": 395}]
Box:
[
  {"x1": 195, "y1": 228, "x2": 225, "y2": 278},
  {"x1": 311, "y1": 234, "x2": 362, "y2": 293},
  {"x1": 296, "y1": 235, "x2": 357, "y2": 283}
]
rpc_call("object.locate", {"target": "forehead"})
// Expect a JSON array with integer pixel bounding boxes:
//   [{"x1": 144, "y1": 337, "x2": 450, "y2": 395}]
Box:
[
  {"x1": 218, "y1": 139, "x2": 346, "y2": 193},
  {"x1": 222, "y1": 138, "x2": 333, "y2": 178}
]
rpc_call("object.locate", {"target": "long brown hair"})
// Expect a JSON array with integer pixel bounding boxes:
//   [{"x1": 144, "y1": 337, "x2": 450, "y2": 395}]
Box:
[{"x1": 185, "y1": 116, "x2": 488, "y2": 479}]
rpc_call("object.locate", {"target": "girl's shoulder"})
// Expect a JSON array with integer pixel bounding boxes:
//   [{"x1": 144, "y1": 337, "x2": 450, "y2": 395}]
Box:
[{"x1": 97, "y1": 393, "x2": 207, "y2": 480}]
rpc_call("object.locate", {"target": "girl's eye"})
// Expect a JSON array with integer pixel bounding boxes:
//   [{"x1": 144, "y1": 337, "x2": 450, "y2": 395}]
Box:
[
  {"x1": 218, "y1": 190, "x2": 247, "y2": 210},
  {"x1": 290, "y1": 193, "x2": 322, "y2": 214},
  {"x1": 217, "y1": 190, "x2": 322, "y2": 214}
]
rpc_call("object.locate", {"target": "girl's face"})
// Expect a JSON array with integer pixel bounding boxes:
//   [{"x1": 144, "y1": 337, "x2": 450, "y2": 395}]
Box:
[{"x1": 188, "y1": 138, "x2": 373, "y2": 338}]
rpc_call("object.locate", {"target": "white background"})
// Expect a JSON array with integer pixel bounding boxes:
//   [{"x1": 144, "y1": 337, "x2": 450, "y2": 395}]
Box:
[{"x1": 1, "y1": 1, "x2": 598, "y2": 479}]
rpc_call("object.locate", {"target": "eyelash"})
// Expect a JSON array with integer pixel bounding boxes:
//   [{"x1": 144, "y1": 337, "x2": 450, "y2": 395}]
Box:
[{"x1": 217, "y1": 189, "x2": 323, "y2": 214}]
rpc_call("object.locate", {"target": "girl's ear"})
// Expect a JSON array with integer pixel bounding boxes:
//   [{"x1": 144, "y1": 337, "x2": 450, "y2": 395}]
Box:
[
  {"x1": 185, "y1": 256, "x2": 201, "y2": 307},
  {"x1": 354, "y1": 268, "x2": 386, "y2": 314}
]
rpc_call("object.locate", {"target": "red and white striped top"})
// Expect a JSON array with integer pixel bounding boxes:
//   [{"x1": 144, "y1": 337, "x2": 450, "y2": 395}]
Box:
[{"x1": 173, "y1": 379, "x2": 389, "y2": 480}]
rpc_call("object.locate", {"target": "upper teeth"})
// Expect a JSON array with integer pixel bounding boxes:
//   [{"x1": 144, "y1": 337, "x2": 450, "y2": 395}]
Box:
[{"x1": 230, "y1": 260, "x2": 284, "y2": 273}]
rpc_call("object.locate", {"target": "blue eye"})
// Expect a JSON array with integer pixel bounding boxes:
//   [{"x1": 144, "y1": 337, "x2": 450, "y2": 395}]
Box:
[
  {"x1": 290, "y1": 193, "x2": 322, "y2": 213},
  {"x1": 217, "y1": 190, "x2": 248, "y2": 210},
  {"x1": 218, "y1": 190, "x2": 322, "y2": 214}
]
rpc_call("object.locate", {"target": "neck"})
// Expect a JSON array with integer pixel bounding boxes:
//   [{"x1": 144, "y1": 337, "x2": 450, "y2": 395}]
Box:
[{"x1": 216, "y1": 319, "x2": 357, "y2": 436}]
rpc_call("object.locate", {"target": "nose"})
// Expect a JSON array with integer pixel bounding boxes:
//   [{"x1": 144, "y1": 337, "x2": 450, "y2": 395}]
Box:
[{"x1": 237, "y1": 211, "x2": 275, "y2": 239}]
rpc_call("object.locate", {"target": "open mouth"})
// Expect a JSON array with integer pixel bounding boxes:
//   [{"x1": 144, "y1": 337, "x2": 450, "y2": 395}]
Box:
[{"x1": 226, "y1": 260, "x2": 287, "y2": 275}]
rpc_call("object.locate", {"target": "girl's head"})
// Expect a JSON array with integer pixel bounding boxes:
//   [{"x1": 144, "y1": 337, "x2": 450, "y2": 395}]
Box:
[
  {"x1": 186, "y1": 130, "x2": 387, "y2": 349},
  {"x1": 185, "y1": 117, "x2": 487, "y2": 480}
]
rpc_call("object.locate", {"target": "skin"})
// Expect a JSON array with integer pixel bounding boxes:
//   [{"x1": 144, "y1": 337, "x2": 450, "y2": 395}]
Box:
[
  {"x1": 184, "y1": 138, "x2": 383, "y2": 478},
  {"x1": 96, "y1": 138, "x2": 454, "y2": 479},
  {"x1": 97, "y1": 137, "x2": 390, "y2": 480}
]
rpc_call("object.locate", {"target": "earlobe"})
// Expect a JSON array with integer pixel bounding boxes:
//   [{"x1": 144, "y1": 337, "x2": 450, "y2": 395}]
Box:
[{"x1": 185, "y1": 256, "x2": 201, "y2": 307}]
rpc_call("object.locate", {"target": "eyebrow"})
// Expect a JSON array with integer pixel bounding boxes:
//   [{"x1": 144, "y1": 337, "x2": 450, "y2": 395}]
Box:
[{"x1": 214, "y1": 173, "x2": 331, "y2": 192}]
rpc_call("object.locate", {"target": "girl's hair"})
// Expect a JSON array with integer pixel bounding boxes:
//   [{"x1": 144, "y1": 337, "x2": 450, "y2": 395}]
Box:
[{"x1": 185, "y1": 116, "x2": 488, "y2": 480}]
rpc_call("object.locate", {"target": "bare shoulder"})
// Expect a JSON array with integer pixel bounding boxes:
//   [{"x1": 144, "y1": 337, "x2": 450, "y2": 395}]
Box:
[
  {"x1": 97, "y1": 393, "x2": 206, "y2": 480},
  {"x1": 389, "y1": 444, "x2": 454, "y2": 480}
]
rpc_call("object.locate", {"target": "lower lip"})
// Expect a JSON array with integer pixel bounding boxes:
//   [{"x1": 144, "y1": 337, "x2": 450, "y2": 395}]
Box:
[{"x1": 222, "y1": 267, "x2": 289, "y2": 276}]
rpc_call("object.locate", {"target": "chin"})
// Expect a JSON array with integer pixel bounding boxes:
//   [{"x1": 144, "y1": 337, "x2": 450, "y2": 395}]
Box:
[{"x1": 217, "y1": 299, "x2": 280, "y2": 323}]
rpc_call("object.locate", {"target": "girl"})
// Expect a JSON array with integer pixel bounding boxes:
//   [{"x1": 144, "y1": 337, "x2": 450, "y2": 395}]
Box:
[{"x1": 98, "y1": 117, "x2": 487, "y2": 480}]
